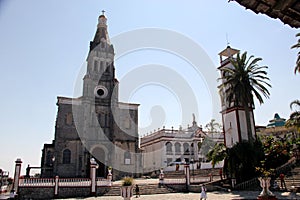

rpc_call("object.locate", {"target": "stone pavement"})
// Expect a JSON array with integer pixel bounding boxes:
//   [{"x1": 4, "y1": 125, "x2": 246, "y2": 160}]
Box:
[{"x1": 68, "y1": 191, "x2": 300, "y2": 200}]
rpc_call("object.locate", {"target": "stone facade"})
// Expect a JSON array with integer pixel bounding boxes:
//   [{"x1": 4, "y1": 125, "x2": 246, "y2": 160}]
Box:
[
  {"x1": 41, "y1": 14, "x2": 141, "y2": 180},
  {"x1": 18, "y1": 186, "x2": 111, "y2": 199}
]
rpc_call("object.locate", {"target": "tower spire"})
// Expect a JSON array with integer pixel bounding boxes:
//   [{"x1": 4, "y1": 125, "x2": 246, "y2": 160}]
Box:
[{"x1": 89, "y1": 10, "x2": 111, "y2": 51}]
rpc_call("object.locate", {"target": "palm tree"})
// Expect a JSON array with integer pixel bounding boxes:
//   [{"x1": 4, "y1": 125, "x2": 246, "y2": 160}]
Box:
[
  {"x1": 205, "y1": 119, "x2": 222, "y2": 138},
  {"x1": 286, "y1": 100, "x2": 300, "y2": 132},
  {"x1": 291, "y1": 33, "x2": 300, "y2": 74},
  {"x1": 205, "y1": 119, "x2": 222, "y2": 132},
  {"x1": 206, "y1": 143, "x2": 227, "y2": 168},
  {"x1": 219, "y1": 51, "x2": 271, "y2": 143}
]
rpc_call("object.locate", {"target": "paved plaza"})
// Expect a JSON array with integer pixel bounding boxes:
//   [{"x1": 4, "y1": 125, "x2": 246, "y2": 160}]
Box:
[
  {"x1": 1, "y1": 190, "x2": 299, "y2": 199},
  {"x1": 70, "y1": 191, "x2": 300, "y2": 200}
]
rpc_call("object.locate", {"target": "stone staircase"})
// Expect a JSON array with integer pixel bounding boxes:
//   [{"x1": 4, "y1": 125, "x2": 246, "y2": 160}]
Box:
[
  {"x1": 102, "y1": 183, "x2": 175, "y2": 196},
  {"x1": 164, "y1": 168, "x2": 220, "y2": 178},
  {"x1": 277, "y1": 163, "x2": 300, "y2": 191}
]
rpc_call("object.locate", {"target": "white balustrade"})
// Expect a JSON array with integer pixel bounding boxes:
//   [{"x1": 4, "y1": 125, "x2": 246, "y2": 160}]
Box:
[
  {"x1": 190, "y1": 177, "x2": 210, "y2": 183},
  {"x1": 19, "y1": 177, "x2": 113, "y2": 188},
  {"x1": 19, "y1": 178, "x2": 55, "y2": 187},
  {"x1": 163, "y1": 178, "x2": 186, "y2": 184},
  {"x1": 96, "y1": 178, "x2": 110, "y2": 186},
  {"x1": 58, "y1": 178, "x2": 91, "y2": 187}
]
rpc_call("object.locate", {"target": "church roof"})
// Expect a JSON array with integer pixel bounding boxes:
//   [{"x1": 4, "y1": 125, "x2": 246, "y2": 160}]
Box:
[{"x1": 232, "y1": 0, "x2": 300, "y2": 28}]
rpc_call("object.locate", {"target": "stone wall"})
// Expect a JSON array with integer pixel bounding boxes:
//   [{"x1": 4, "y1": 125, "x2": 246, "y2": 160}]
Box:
[
  {"x1": 18, "y1": 186, "x2": 111, "y2": 199},
  {"x1": 18, "y1": 187, "x2": 54, "y2": 199}
]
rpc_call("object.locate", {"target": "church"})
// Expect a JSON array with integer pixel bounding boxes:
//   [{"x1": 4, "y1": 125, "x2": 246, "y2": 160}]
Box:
[{"x1": 40, "y1": 13, "x2": 142, "y2": 179}]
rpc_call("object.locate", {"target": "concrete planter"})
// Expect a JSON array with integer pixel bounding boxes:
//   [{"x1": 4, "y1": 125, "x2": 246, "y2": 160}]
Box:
[
  {"x1": 120, "y1": 185, "x2": 133, "y2": 200},
  {"x1": 257, "y1": 177, "x2": 277, "y2": 200}
]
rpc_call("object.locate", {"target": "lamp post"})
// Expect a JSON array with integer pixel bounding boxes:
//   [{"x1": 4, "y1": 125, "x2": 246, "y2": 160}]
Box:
[
  {"x1": 191, "y1": 158, "x2": 194, "y2": 179},
  {"x1": 0, "y1": 169, "x2": 3, "y2": 187}
]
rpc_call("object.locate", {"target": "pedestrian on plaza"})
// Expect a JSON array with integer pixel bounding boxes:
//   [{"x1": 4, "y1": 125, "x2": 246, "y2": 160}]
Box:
[
  {"x1": 200, "y1": 184, "x2": 207, "y2": 200},
  {"x1": 135, "y1": 184, "x2": 140, "y2": 198},
  {"x1": 219, "y1": 168, "x2": 223, "y2": 180},
  {"x1": 279, "y1": 173, "x2": 287, "y2": 190}
]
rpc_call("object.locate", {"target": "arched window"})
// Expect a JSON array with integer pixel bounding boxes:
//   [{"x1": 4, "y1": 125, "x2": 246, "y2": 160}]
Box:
[
  {"x1": 198, "y1": 142, "x2": 202, "y2": 152},
  {"x1": 166, "y1": 142, "x2": 172, "y2": 155},
  {"x1": 63, "y1": 149, "x2": 71, "y2": 164},
  {"x1": 46, "y1": 151, "x2": 53, "y2": 166},
  {"x1": 65, "y1": 113, "x2": 73, "y2": 125},
  {"x1": 191, "y1": 143, "x2": 194, "y2": 155},
  {"x1": 175, "y1": 143, "x2": 181, "y2": 155},
  {"x1": 94, "y1": 60, "x2": 98, "y2": 72},
  {"x1": 124, "y1": 151, "x2": 131, "y2": 165},
  {"x1": 183, "y1": 143, "x2": 190, "y2": 155}
]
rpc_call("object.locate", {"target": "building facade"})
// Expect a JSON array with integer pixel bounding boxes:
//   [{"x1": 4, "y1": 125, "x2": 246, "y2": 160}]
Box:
[
  {"x1": 140, "y1": 117, "x2": 209, "y2": 173},
  {"x1": 41, "y1": 13, "x2": 141, "y2": 179}
]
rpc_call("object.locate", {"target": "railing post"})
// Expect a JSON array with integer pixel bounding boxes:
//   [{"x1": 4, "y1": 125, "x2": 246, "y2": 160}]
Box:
[
  {"x1": 159, "y1": 168, "x2": 164, "y2": 187},
  {"x1": 54, "y1": 176, "x2": 59, "y2": 197},
  {"x1": 12, "y1": 158, "x2": 22, "y2": 194},
  {"x1": 107, "y1": 168, "x2": 112, "y2": 186},
  {"x1": 90, "y1": 158, "x2": 98, "y2": 196},
  {"x1": 184, "y1": 164, "x2": 190, "y2": 191}
]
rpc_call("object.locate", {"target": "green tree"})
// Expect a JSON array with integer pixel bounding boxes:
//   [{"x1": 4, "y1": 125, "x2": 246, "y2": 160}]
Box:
[
  {"x1": 206, "y1": 143, "x2": 227, "y2": 168},
  {"x1": 219, "y1": 51, "x2": 271, "y2": 143},
  {"x1": 291, "y1": 33, "x2": 300, "y2": 74},
  {"x1": 260, "y1": 135, "x2": 291, "y2": 170},
  {"x1": 286, "y1": 100, "x2": 300, "y2": 132},
  {"x1": 226, "y1": 141, "x2": 264, "y2": 182}
]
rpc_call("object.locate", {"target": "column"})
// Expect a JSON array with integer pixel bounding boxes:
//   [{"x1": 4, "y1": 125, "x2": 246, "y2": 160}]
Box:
[
  {"x1": 12, "y1": 158, "x2": 22, "y2": 193},
  {"x1": 54, "y1": 176, "x2": 59, "y2": 197},
  {"x1": 107, "y1": 167, "x2": 112, "y2": 186},
  {"x1": 90, "y1": 158, "x2": 98, "y2": 196}
]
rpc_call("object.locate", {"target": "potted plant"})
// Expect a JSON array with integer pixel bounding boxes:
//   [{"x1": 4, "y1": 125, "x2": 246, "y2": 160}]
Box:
[
  {"x1": 120, "y1": 177, "x2": 134, "y2": 200},
  {"x1": 256, "y1": 166, "x2": 277, "y2": 200}
]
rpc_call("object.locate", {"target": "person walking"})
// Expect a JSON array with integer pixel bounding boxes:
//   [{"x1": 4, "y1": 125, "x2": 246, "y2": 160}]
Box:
[
  {"x1": 279, "y1": 173, "x2": 287, "y2": 191},
  {"x1": 219, "y1": 168, "x2": 223, "y2": 180},
  {"x1": 135, "y1": 184, "x2": 140, "y2": 198},
  {"x1": 200, "y1": 184, "x2": 207, "y2": 200}
]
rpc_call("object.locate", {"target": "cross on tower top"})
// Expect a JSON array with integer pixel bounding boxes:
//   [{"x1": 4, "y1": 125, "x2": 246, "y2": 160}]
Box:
[{"x1": 102, "y1": 10, "x2": 105, "y2": 15}]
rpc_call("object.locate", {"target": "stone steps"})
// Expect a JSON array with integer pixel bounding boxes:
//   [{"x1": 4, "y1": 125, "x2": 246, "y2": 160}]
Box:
[
  {"x1": 103, "y1": 183, "x2": 174, "y2": 196},
  {"x1": 164, "y1": 168, "x2": 220, "y2": 178},
  {"x1": 275, "y1": 163, "x2": 300, "y2": 191}
]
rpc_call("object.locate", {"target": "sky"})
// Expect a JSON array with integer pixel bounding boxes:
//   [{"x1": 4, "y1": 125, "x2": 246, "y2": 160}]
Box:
[{"x1": 0, "y1": 0, "x2": 299, "y2": 176}]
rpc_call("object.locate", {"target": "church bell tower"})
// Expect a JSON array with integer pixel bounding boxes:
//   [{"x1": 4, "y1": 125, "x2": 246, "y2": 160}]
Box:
[
  {"x1": 218, "y1": 46, "x2": 256, "y2": 148},
  {"x1": 41, "y1": 11, "x2": 140, "y2": 180}
]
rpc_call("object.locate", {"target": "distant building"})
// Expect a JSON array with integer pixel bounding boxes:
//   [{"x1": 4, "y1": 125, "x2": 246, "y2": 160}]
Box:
[
  {"x1": 267, "y1": 113, "x2": 286, "y2": 128},
  {"x1": 256, "y1": 113, "x2": 296, "y2": 138},
  {"x1": 41, "y1": 13, "x2": 141, "y2": 179},
  {"x1": 140, "y1": 116, "x2": 223, "y2": 172}
]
